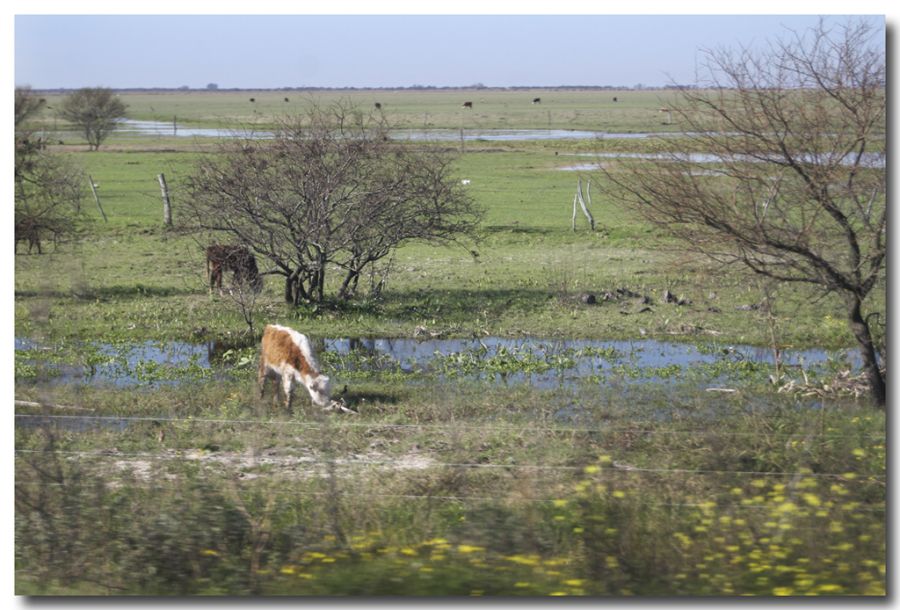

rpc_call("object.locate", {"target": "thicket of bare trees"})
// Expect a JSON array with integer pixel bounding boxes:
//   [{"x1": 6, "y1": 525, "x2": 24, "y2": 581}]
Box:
[
  {"x1": 601, "y1": 20, "x2": 886, "y2": 406},
  {"x1": 184, "y1": 103, "x2": 482, "y2": 305}
]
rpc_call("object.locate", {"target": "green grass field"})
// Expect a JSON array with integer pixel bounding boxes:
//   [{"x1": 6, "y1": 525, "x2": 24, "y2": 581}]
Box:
[
  {"x1": 14, "y1": 89, "x2": 884, "y2": 596},
  {"x1": 35, "y1": 87, "x2": 683, "y2": 133}
]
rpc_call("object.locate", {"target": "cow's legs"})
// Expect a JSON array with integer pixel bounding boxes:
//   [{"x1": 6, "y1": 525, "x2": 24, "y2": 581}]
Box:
[
  {"x1": 281, "y1": 374, "x2": 294, "y2": 412},
  {"x1": 257, "y1": 358, "x2": 268, "y2": 399}
]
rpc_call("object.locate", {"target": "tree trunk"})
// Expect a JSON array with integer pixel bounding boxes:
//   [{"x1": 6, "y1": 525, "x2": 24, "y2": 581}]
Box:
[
  {"x1": 314, "y1": 249, "x2": 327, "y2": 302},
  {"x1": 284, "y1": 270, "x2": 308, "y2": 305},
  {"x1": 338, "y1": 268, "x2": 361, "y2": 300},
  {"x1": 284, "y1": 275, "x2": 296, "y2": 304},
  {"x1": 848, "y1": 295, "x2": 885, "y2": 408}
]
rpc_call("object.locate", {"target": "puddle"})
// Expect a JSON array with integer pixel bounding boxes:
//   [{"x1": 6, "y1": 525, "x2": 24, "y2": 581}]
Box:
[
  {"x1": 15, "y1": 337, "x2": 217, "y2": 387},
  {"x1": 16, "y1": 335, "x2": 859, "y2": 391},
  {"x1": 392, "y1": 129, "x2": 653, "y2": 142},
  {"x1": 116, "y1": 119, "x2": 274, "y2": 139}
]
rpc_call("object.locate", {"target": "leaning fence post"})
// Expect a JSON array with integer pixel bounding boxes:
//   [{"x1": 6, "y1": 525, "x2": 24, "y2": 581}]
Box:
[
  {"x1": 571, "y1": 176, "x2": 595, "y2": 231},
  {"x1": 88, "y1": 175, "x2": 108, "y2": 222},
  {"x1": 158, "y1": 173, "x2": 172, "y2": 227}
]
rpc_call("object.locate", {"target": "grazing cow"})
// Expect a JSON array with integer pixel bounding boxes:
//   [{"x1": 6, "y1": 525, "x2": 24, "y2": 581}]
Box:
[
  {"x1": 374, "y1": 102, "x2": 382, "y2": 110},
  {"x1": 612, "y1": 96, "x2": 618, "y2": 102},
  {"x1": 206, "y1": 244, "x2": 263, "y2": 294},
  {"x1": 258, "y1": 324, "x2": 332, "y2": 411},
  {"x1": 15, "y1": 218, "x2": 44, "y2": 254},
  {"x1": 462, "y1": 101, "x2": 473, "y2": 109},
  {"x1": 532, "y1": 97, "x2": 541, "y2": 104}
]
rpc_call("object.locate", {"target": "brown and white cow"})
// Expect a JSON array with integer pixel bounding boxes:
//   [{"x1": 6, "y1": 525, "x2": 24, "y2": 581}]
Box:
[
  {"x1": 462, "y1": 101, "x2": 473, "y2": 109},
  {"x1": 258, "y1": 324, "x2": 332, "y2": 411}
]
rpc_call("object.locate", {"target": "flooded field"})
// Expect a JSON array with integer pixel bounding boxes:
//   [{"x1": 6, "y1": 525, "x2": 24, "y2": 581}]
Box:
[
  {"x1": 558, "y1": 151, "x2": 884, "y2": 171},
  {"x1": 15, "y1": 334, "x2": 859, "y2": 391},
  {"x1": 116, "y1": 119, "x2": 663, "y2": 141}
]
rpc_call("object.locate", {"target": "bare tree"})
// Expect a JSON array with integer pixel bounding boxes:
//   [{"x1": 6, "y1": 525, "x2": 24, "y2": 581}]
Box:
[
  {"x1": 58, "y1": 87, "x2": 127, "y2": 151},
  {"x1": 224, "y1": 275, "x2": 262, "y2": 336},
  {"x1": 15, "y1": 86, "x2": 46, "y2": 128},
  {"x1": 183, "y1": 102, "x2": 482, "y2": 305},
  {"x1": 600, "y1": 19, "x2": 885, "y2": 406},
  {"x1": 16, "y1": 88, "x2": 88, "y2": 253}
]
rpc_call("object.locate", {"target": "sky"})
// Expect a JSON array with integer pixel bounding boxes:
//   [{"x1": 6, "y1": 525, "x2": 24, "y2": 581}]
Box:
[{"x1": 13, "y1": 13, "x2": 887, "y2": 90}]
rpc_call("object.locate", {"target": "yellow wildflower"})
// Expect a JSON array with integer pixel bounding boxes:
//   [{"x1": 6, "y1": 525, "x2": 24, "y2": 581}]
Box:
[
  {"x1": 802, "y1": 493, "x2": 821, "y2": 507},
  {"x1": 817, "y1": 584, "x2": 843, "y2": 593},
  {"x1": 505, "y1": 554, "x2": 540, "y2": 566}
]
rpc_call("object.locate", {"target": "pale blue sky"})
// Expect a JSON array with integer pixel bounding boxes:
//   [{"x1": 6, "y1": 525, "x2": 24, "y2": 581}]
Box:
[{"x1": 14, "y1": 14, "x2": 886, "y2": 89}]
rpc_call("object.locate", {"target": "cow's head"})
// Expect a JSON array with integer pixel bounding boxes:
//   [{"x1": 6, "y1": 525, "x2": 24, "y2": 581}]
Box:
[{"x1": 305, "y1": 374, "x2": 332, "y2": 407}]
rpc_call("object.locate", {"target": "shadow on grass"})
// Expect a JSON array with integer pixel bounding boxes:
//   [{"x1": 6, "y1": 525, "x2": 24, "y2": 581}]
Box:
[
  {"x1": 376, "y1": 288, "x2": 557, "y2": 322},
  {"x1": 16, "y1": 284, "x2": 199, "y2": 300}
]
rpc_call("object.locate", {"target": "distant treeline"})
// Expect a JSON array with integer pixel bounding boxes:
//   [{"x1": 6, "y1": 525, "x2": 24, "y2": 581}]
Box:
[{"x1": 29, "y1": 84, "x2": 699, "y2": 94}]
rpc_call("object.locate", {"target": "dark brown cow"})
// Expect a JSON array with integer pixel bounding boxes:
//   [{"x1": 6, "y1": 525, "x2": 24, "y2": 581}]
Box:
[
  {"x1": 15, "y1": 218, "x2": 43, "y2": 254},
  {"x1": 374, "y1": 102, "x2": 382, "y2": 110},
  {"x1": 206, "y1": 245, "x2": 263, "y2": 294},
  {"x1": 462, "y1": 101, "x2": 473, "y2": 109},
  {"x1": 532, "y1": 97, "x2": 541, "y2": 104}
]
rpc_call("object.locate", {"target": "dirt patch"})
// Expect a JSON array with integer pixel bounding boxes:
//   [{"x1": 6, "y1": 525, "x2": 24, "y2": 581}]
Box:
[{"x1": 104, "y1": 448, "x2": 436, "y2": 482}]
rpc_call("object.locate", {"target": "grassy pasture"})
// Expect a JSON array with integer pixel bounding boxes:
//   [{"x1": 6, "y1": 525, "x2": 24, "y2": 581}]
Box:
[
  {"x1": 14, "y1": 89, "x2": 884, "y2": 596},
  {"x1": 15, "y1": 143, "x2": 857, "y2": 348},
  {"x1": 35, "y1": 87, "x2": 682, "y2": 133}
]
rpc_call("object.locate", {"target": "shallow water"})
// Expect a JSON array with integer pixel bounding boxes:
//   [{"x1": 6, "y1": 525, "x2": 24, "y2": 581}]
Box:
[
  {"x1": 116, "y1": 119, "x2": 663, "y2": 142},
  {"x1": 558, "y1": 151, "x2": 884, "y2": 170},
  {"x1": 16, "y1": 335, "x2": 858, "y2": 390}
]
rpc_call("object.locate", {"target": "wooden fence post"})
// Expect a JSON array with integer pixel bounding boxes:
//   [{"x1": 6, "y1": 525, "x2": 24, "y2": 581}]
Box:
[
  {"x1": 158, "y1": 173, "x2": 172, "y2": 227},
  {"x1": 571, "y1": 176, "x2": 595, "y2": 231},
  {"x1": 88, "y1": 175, "x2": 108, "y2": 222}
]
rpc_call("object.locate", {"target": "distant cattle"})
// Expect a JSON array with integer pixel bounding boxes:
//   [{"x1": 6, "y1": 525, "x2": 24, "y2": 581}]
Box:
[
  {"x1": 206, "y1": 244, "x2": 263, "y2": 294},
  {"x1": 462, "y1": 101, "x2": 473, "y2": 109},
  {"x1": 249, "y1": 98, "x2": 256, "y2": 103},
  {"x1": 532, "y1": 97, "x2": 541, "y2": 104},
  {"x1": 374, "y1": 102, "x2": 382, "y2": 110},
  {"x1": 258, "y1": 324, "x2": 332, "y2": 411},
  {"x1": 613, "y1": 96, "x2": 618, "y2": 102}
]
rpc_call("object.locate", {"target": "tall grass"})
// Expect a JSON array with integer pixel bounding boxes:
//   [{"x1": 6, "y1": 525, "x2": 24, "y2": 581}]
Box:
[{"x1": 15, "y1": 381, "x2": 885, "y2": 595}]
